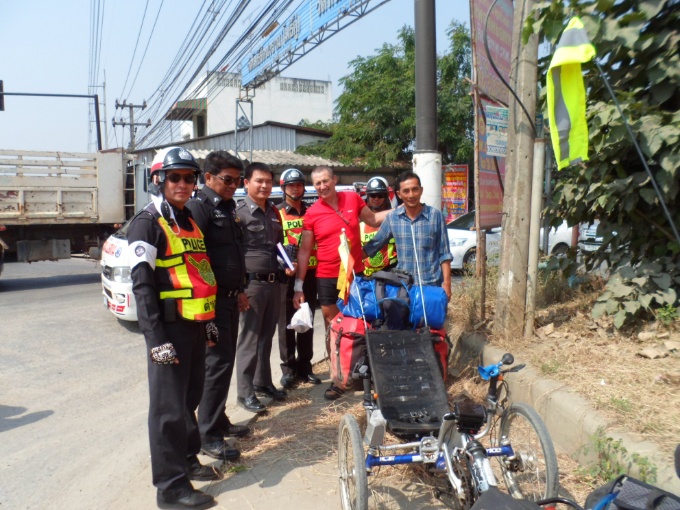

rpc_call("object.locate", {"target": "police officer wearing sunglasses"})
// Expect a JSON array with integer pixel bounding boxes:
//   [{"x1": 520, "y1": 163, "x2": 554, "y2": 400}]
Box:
[
  {"x1": 127, "y1": 147, "x2": 221, "y2": 509},
  {"x1": 186, "y1": 151, "x2": 250, "y2": 463}
]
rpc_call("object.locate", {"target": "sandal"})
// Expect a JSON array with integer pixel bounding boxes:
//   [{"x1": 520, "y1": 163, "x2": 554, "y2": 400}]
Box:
[{"x1": 324, "y1": 384, "x2": 345, "y2": 401}]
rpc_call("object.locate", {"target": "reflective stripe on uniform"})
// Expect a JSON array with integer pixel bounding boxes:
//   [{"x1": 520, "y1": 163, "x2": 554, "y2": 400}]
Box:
[
  {"x1": 156, "y1": 216, "x2": 217, "y2": 321},
  {"x1": 547, "y1": 17, "x2": 596, "y2": 170}
]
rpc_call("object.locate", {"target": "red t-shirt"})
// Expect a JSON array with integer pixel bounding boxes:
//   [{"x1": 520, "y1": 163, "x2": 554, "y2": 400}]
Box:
[{"x1": 303, "y1": 191, "x2": 366, "y2": 278}]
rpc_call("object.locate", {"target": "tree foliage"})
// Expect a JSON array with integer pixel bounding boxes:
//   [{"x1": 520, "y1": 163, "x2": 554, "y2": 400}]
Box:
[
  {"x1": 297, "y1": 21, "x2": 474, "y2": 170},
  {"x1": 526, "y1": 0, "x2": 679, "y2": 327}
]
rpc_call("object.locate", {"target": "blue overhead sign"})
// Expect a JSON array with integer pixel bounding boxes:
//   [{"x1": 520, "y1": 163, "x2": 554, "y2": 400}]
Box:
[{"x1": 240, "y1": 0, "x2": 367, "y2": 87}]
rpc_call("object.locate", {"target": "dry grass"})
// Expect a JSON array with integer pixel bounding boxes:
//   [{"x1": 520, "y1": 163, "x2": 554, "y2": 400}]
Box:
[
  {"x1": 215, "y1": 270, "x2": 677, "y2": 505},
  {"x1": 448, "y1": 266, "x2": 680, "y2": 475}
]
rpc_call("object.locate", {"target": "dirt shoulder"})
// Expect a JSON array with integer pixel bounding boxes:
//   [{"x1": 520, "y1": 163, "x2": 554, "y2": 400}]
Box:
[{"x1": 449, "y1": 280, "x2": 680, "y2": 493}]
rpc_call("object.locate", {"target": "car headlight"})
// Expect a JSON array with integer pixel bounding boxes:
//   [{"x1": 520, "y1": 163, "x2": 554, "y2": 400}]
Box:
[
  {"x1": 450, "y1": 238, "x2": 468, "y2": 247},
  {"x1": 112, "y1": 266, "x2": 132, "y2": 283}
]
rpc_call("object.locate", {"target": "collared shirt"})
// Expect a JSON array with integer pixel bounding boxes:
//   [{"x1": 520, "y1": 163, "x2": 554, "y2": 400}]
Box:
[
  {"x1": 235, "y1": 195, "x2": 283, "y2": 273},
  {"x1": 303, "y1": 191, "x2": 366, "y2": 278},
  {"x1": 364, "y1": 204, "x2": 453, "y2": 286},
  {"x1": 186, "y1": 186, "x2": 245, "y2": 291}
]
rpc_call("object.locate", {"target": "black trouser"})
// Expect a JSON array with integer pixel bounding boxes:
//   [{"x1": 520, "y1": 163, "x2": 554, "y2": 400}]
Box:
[
  {"x1": 197, "y1": 293, "x2": 239, "y2": 445},
  {"x1": 146, "y1": 319, "x2": 205, "y2": 492},
  {"x1": 236, "y1": 280, "x2": 281, "y2": 398},
  {"x1": 278, "y1": 270, "x2": 317, "y2": 376}
]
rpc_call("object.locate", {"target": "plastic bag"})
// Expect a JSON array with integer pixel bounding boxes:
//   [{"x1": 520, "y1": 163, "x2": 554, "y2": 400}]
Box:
[{"x1": 288, "y1": 302, "x2": 313, "y2": 333}]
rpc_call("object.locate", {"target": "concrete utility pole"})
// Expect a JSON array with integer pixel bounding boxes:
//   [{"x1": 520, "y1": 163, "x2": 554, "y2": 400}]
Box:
[
  {"x1": 494, "y1": 0, "x2": 539, "y2": 339},
  {"x1": 112, "y1": 100, "x2": 150, "y2": 150},
  {"x1": 413, "y1": 0, "x2": 442, "y2": 210}
]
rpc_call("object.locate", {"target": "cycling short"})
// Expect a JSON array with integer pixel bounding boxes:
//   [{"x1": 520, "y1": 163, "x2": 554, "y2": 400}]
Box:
[{"x1": 316, "y1": 277, "x2": 340, "y2": 306}]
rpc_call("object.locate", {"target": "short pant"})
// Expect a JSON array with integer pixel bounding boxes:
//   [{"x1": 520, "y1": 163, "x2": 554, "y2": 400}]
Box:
[{"x1": 316, "y1": 277, "x2": 340, "y2": 306}]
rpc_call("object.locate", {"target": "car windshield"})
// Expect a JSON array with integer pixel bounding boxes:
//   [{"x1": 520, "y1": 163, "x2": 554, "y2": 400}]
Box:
[{"x1": 447, "y1": 211, "x2": 475, "y2": 230}]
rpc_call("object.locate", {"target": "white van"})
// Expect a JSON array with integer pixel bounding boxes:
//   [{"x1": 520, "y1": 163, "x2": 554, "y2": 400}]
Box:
[{"x1": 101, "y1": 220, "x2": 137, "y2": 321}]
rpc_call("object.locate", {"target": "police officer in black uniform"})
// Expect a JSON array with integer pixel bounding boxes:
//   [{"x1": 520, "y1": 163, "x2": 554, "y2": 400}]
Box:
[
  {"x1": 276, "y1": 168, "x2": 322, "y2": 388},
  {"x1": 128, "y1": 147, "x2": 220, "y2": 510},
  {"x1": 235, "y1": 162, "x2": 292, "y2": 412},
  {"x1": 186, "y1": 151, "x2": 249, "y2": 461}
]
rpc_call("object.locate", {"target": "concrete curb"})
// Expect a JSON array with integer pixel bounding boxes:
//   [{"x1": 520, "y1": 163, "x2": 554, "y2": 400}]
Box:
[{"x1": 455, "y1": 332, "x2": 680, "y2": 495}]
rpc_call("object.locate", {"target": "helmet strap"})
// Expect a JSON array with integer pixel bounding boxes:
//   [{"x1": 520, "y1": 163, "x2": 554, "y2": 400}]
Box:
[{"x1": 283, "y1": 185, "x2": 303, "y2": 202}]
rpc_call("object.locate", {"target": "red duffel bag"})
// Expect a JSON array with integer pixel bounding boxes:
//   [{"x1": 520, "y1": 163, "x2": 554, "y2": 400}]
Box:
[{"x1": 329, "y1": 312, "x2": 367, "y2": 391}]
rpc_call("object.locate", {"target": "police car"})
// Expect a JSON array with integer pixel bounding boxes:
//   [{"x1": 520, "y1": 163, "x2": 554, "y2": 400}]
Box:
[{"x1": 101, "y1": 184, "x2": 361, "y2": 321}]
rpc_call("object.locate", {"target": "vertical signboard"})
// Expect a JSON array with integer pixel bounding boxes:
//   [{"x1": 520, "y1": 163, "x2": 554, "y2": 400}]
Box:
[
  {"x1": 470, "y1": 0, "x2": 513, "y2": 229},
  {"x1": 441, "y1": 165, "x2": 468, "y2": 222},
  {"x1": 477, "y1": 98, "x2": 506, "y2": 228}
]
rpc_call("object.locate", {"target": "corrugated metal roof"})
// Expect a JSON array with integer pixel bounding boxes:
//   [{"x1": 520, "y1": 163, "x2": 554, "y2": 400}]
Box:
[{"x1": 187, "y1": 149, "x2": 344, "y2": 168}]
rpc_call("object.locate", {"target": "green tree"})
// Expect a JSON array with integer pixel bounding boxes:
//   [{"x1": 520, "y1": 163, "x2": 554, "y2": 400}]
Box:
[
  {"x1": 526, "y1": 0, "x2": 679, "y2": 327},
  {"x1": 297, "y1": 21, "x2": 473, "y2": 170}
]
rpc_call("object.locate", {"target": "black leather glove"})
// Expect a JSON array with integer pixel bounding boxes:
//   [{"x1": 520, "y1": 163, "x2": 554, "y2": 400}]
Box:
[
  {"x1": 206, "y1": 322, "x2": 219, "y2": 345},
  {"x1": 150, "y1": 342, "x2": 177, "y2": 364}
]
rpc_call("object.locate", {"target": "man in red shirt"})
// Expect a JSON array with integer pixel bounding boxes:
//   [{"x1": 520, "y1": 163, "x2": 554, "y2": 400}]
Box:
[{"x1": 293, "y1": 166, "x2": 388, "y2": 399}]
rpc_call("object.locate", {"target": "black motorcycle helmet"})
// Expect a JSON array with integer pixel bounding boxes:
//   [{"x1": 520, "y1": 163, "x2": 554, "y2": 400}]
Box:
[
  {"x1": 365, "y1": 176, "x2": 391, "y2": 211},
  {"x1": 280, "y1": 168, "x2": 306, "y2": 201},
  {"x1": 157, "y1": 147, "x2": 200, "y2": 182}
]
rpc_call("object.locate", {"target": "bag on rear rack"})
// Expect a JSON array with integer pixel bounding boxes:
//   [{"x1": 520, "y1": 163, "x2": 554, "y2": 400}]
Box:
[
  {"x1": 372, "y1": 270, "x2": 412, "y2": 330},
  {"x1": 329, "y1": 312, "x2": 367, "y2": 391},
  {"x1": 409, "y1": 285, "x2": 448, "y2": 330},
  {"x1": 337, "y1": 277, "x2": 381, "y2": 322}
]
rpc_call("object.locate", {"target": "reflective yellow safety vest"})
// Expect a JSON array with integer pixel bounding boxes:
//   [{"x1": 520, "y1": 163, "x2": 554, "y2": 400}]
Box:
[
  {"x1": 360, "y1": 222, "x2": 397, "y2": 276},
  {"x1": 157, "y1": 215, "x2": 217, "y2": 321},
  {"x1": 547, "y1": 17, "x2": 596, "y2": 170},
  {"x1": 278, "y1": 207, "x2": 318, "y2": 269}
]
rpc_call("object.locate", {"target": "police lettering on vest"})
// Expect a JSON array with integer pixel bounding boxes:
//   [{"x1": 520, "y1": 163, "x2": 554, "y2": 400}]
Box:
[
  {"x1": 156, "y1": 215, "x2": 217, "y2": 321},
  {"x1": 279, "y1": 207, "x2": 318, "y2": 269}
]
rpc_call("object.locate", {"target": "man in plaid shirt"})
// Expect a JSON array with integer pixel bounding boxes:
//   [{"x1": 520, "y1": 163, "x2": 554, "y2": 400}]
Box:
[{"x1": 364, "y1": 171, "x2": 452, "y2": 300}]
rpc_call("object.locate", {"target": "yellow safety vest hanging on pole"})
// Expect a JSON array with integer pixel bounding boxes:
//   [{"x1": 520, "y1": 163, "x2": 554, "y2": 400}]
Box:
[{"x1": 547, "y1": 17, "x2": 596, "y2": 170}]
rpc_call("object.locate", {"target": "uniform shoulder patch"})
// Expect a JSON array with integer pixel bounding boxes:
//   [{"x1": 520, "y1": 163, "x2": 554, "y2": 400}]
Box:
[{"x1": 135, "y1": 245, "x2": 146, "y2": 256}]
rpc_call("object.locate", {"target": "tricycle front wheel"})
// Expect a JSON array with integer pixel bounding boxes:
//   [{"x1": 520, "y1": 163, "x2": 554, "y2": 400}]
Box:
[{"x1": 338, "y1": 414, "x2": 369, "y2": 510}]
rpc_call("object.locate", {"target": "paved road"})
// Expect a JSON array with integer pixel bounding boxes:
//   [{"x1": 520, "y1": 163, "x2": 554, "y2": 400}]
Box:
[
  {"x1": 0, "y1": 258, "x2": 345, "y2": 509},
  {"x1": 1, "y1": 259, "x2": 463, "y2": 509}
]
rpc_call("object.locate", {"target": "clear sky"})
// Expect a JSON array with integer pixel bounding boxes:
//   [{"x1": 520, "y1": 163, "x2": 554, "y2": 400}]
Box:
[{"x1": 0, "y1": 0, "x2": 469, "y2": 153}]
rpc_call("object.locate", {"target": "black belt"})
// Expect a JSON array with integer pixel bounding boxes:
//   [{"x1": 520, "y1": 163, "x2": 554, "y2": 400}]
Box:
[
  {"x1": 247, "y1": 272, "x2": 278, "y2": 283},
  {"x1": 217, "y1": 288, "x2": 240, "y2": 297}
]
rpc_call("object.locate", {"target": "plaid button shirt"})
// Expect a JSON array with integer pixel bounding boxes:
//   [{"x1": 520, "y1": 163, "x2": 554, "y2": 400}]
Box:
[{"x1": 364, "y1": 204, "x2": 452, "y2": 286}]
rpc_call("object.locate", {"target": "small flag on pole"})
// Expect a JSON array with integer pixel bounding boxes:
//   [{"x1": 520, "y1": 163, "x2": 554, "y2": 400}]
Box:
[
  {"x1": 547, "y1": 17, "x2": 596, "y2": 170},
  {"x1": 336, "y1": 229, "x2": 354, "y2": 304}
]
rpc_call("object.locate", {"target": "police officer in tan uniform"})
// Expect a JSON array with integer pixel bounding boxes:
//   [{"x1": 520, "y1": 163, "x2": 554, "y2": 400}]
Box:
[{"x1": 235, "y1": 162, "x2": 294, "y2": 412}]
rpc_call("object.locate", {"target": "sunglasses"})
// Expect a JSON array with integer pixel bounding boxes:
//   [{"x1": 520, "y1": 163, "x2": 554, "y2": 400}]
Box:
[
  {"x1": 368, "y1": 193, "x2": 386, "y2": 199},
  {"x1": 214, "y1": 174, "x2": 241, "y2": 186},
  {"x1": 166, "y1": 172, "x2": 197, "y2": 184}
]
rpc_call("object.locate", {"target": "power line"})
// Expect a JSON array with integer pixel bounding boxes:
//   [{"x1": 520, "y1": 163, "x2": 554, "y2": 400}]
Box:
[{"x1": 119, "y1": 0, "x2": 152, "y2": 99}]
